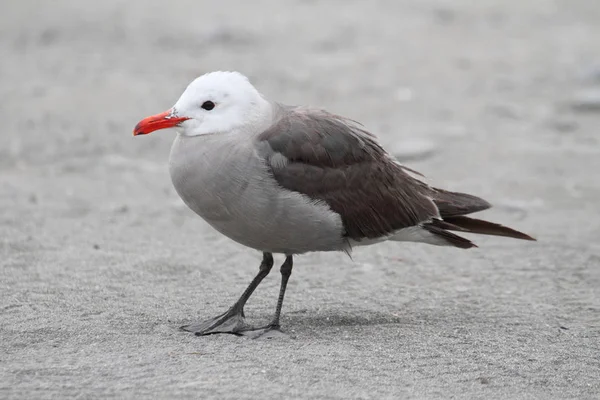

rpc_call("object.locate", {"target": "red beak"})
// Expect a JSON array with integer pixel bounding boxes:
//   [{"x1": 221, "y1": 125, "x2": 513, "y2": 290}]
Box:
[{"x1": 133, "y1": 110, "x2": 189, "y2": 136}]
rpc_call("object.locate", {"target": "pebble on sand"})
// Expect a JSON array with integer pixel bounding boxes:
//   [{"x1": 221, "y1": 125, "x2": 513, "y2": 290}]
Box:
[{"x1": 570, "y1": 90, "x2": 600, "y2": 113}]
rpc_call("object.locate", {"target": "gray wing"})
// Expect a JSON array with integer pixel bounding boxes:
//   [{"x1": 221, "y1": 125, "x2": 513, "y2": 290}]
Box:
[{"x1": 256, "y1": 106, "x2": 440, "y2": 241}]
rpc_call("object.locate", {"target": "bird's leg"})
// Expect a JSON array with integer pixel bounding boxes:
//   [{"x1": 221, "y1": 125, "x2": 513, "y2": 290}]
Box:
[
  {"x1": 269, "y1": 255, "x2": 294, "y2": 329},
  {"x1": 181, "y1": 252, "x2": 274, "y2": 336},
  {"x1": 241, "y1": 255, "x2": 294, "y2": 338}
]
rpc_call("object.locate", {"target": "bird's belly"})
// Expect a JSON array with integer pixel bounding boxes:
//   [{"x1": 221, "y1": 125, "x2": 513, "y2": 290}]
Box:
[{"x1": 169, "y1": 134, "x2": 345, "y2": 254}]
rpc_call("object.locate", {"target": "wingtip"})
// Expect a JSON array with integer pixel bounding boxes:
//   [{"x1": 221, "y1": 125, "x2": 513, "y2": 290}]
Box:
[{"x1": 507, "y1": 229, "x2": 537, "y2": 242}]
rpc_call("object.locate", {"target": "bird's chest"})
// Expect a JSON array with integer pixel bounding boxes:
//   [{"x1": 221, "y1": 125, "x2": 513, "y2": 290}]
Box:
[{"x1": 168, "y1": 134, "x2": 266, "y2": 223}]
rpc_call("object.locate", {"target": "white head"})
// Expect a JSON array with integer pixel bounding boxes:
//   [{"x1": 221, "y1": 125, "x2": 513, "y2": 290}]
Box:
[{"x1": 133, "y1": 71, "x2": 271, "y2": 137}]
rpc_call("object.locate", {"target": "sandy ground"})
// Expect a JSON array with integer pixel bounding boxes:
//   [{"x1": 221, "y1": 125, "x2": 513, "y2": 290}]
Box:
[{"x1": 2, "y1": 0, "x2": 600, "y2": 398}]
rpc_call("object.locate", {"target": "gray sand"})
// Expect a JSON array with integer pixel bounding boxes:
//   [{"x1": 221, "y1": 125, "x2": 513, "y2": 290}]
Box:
[{"x1": 2, "y1": 0, "x2": 600, "y2": 398}]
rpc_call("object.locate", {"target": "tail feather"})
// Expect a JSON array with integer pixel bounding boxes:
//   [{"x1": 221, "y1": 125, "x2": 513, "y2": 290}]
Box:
[
  {"x1": 422, "y1": 222, "x2": 477, "y2": 249},
  {"x1": 422, "y1": 215, "x2": 536, "y2": 250},
  {"x1": 442, "y1": 216, "x2": 536, "y2": 241},
  {"x1": 426, "y1": 188, "x2": 536, "y2": 248}
]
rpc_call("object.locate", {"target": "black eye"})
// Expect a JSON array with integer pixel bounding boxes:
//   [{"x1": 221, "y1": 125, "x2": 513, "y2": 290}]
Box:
[{"x1": 201, "y1": 101, "x2": 215, "y2": 111}]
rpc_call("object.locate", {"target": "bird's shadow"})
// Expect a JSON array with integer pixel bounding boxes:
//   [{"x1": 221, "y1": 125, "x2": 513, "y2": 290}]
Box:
[
  {"x1": 277, "y1": 309, "x2": 409, "y2": 328},
  {"x1": 177, "y1": 306, "x2": 485, "y2": 338}
]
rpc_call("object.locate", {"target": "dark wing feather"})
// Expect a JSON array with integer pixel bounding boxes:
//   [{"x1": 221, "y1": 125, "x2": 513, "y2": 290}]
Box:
[
  {"x1": 441, "y1": 216, "x2": 536, "y2": 241},
  {"x1": 257, "y1": 106, "x2": 439, "y2": 240}
]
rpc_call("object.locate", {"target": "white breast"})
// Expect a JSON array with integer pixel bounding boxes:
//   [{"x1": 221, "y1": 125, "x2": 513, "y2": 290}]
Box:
[{"x1": 168, "y1": 133, "x2": 346, "y2": 254}]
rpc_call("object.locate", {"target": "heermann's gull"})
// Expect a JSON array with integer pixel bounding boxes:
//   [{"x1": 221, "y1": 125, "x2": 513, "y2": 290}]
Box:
[{"x1": 133, "y1": 71, "x2": 535, "y2": 337}]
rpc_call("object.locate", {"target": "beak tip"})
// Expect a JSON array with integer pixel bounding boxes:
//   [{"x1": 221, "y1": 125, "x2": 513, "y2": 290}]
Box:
[{"x1": 133, "y1": 123, "x2": 143, "y2": 136}]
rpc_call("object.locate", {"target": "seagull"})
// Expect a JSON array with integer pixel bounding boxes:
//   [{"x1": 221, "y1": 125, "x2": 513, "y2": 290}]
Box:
[{"x1": 133, "y1": 71, "x2": 535, "y2": 337}]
